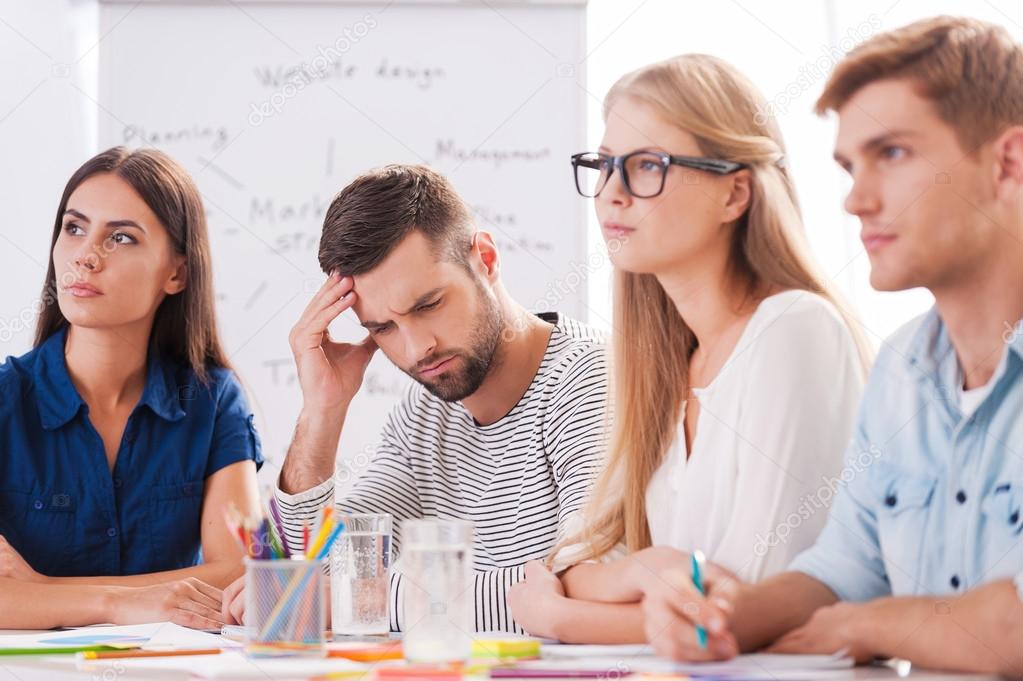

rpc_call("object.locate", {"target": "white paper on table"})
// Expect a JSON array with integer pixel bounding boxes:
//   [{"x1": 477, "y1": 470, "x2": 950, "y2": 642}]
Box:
[
  {"x1": 541, "y1": 643, "x2": 655, "y2": 658},
  {"x1": 636, "y1": 651, "x2": 855, "y2": 679},
  {"x1": 77, "y1": 650, "x2": 372, "y2": 679},
  {"x1": 536, "y1": 647, "x2": 853, "y2": 680},
  {"x1": 0, "y1": 623, "x2": 168, "y2": 650},
  {"x1": 144, "y1": 622, "x2": 234, "y2": 648},
  {"x1": 634, "y1": 671, "x2": 854, "y2": 681}
]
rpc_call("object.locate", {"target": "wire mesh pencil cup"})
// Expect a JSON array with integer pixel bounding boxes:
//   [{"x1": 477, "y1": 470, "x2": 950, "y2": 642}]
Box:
[{"x1": 244, "y1": 558, "x2": 327, "y2": 657}]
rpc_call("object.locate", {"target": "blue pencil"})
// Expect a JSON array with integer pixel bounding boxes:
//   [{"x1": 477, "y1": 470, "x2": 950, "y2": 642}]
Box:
[{"x1": 315, "y1": 521, "x2": 346, "y2": 560}]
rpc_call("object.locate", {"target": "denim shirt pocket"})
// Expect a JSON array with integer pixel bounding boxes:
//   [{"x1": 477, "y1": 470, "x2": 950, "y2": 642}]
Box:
[
  {"x1": 871, "y1": 462, "x2": 938, "y2": 594},
  {"x1": 146, "y1": 479, "x2": 205, "y2": 571},
  {"x1": 980, "y1": 481, "x2": 1023, "y2": 575},
  {"x1": 0, "y1": 487, "x2": 77, "y2": 577}
]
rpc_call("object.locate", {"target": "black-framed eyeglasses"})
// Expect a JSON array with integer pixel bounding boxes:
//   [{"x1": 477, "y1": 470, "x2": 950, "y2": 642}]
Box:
[{"x1": 571, "y1": 150, "x2": 747, "y2": 199}]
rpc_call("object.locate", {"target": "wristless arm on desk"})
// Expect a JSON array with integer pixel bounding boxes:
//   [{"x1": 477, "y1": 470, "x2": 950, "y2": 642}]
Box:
[{"x1": 857, "y1": 581, "x2": 1023, "y2": 677}]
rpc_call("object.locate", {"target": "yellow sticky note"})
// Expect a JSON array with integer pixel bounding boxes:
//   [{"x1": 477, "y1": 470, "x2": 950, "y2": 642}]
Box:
[{"x1": 471, "y1": 638, "x2": 541, "y2": 660}]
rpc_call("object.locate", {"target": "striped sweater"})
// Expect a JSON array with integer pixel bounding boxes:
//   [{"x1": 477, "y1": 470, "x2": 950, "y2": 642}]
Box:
[{"x1": 274, "y1": 312, "x2": 608, "y2": 633}]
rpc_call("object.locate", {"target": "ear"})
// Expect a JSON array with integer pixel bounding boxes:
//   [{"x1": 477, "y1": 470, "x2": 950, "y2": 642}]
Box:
[
  {"x1": 992, "y1": 126, "x2": 1023, "y2": 202},
  {"x1": 721, "y1": 168, "x2": 753, "y2": 223},
  {"x1": 471, "y1": 231, "x2": 500, "y2": 282},
  {"x1": 164, "y1": 257, "x2": 187, "y2": 296}
]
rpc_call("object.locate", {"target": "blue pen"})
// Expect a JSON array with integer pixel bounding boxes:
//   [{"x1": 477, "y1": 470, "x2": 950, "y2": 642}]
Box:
[{"x1": 690, "y1": 549, "x2": 708, "y2": 649}]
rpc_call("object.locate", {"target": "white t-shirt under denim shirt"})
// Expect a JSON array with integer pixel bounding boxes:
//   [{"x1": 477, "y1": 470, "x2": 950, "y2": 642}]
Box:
[
  {"x1": 555, "y1": 291, "x2": 865, "y2": 582},
  {"x1": 958, "y1": 363, "x2": 997, "y2": 418}
]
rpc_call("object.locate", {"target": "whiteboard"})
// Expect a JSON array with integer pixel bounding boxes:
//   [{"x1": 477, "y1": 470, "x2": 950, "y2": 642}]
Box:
[{"x1": 97, "y1": 0, "x2": 588, "y2": 483}]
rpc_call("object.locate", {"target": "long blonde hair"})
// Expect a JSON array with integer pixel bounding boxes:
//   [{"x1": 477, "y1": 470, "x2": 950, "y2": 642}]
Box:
[{"x1": 560, "y1": 54, "x2": 873, "y2": 563}]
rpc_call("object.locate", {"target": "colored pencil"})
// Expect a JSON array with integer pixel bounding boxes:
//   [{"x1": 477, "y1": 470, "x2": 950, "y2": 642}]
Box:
[
  {"x1": 78, "y1": 648, "x2": 222, "y2": 660},
  {"x1": 306, "y1": 516, "x2": 335, "y2": 559},
  {"x1": 258, "y1": 513, "x2": 345, "y2": 639},
  {"x1": 268, "y1": 497, "x2": 292, "y2": 558}
]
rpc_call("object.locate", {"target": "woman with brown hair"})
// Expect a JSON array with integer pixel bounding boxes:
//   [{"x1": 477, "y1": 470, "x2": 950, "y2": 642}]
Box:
[
  {"x1": 0, "y1": 146, "x2": 263, "y2": 628},
  {"x1": 508, "y1": 54, "x2": 871, "y2": 645}
]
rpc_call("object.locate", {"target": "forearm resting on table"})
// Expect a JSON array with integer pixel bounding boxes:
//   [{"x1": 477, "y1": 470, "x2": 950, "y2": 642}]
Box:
[
  {"x1": 549, "y1": 599, "x2": 646, "y2": 644},
  {"x1": 0, "y1": 578, "x2": 116, "y2": 628},
  {"x1": 863, "y1": 580, "x2": 1023, "y2": 676},
  {"x1": 47, "y1": 559, "x2": 243, "y2": 589},
  {"x1": 561, "y1": 561, "x2": 642, "y2": 603},
  {"x1": 732, "y1": 571, "x2": 839, "y2": 652}
]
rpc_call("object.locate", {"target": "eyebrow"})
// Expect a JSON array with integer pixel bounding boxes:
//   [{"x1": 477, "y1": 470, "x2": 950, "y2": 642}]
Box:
[
  {"x1": 833, "y1": 130, "x2": 918, "y2": 164},
  {"x1": 63, "y1": 209, "x2": 146, "y2": 233},
  {"x1": 596, "y1": 145, "x2": 668, "y2": 154},
  {"x1": 360, "y1": 287, "x2": 445, "y2": 329}
]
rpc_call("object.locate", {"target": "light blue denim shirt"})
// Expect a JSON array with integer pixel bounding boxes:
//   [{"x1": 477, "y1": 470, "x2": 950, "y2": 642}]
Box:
[{"x1": 791, "y1": 308, "x2": 1023, "y2": 601}]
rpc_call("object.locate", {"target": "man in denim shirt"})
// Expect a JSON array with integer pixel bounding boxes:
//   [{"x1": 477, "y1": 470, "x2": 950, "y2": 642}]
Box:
[{"x1": 636, "y1": 16, "x2": 1023, "y2": 676}]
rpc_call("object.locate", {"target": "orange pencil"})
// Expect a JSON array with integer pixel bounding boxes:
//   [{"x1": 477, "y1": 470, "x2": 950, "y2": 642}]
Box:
[
  {"x1": 78, "y1": 648, "x2": 222, "y2": 660},
  {"x1": 327, "y1": 642, "x2": 404, "y2": 661}
]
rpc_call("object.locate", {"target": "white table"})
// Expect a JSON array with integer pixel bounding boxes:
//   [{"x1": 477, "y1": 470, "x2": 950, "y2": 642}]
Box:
[
  {"x1": 0, "y1": 658, "x2": 1001, "y2": 680},
  {"x1": 0, "y1": 630, "x2": 1001, "y2": 681}
]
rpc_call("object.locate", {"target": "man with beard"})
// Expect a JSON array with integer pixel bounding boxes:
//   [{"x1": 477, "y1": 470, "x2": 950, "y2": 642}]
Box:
[{"x1": 223, "y1": 164, "x2": 607, "y2": 633}]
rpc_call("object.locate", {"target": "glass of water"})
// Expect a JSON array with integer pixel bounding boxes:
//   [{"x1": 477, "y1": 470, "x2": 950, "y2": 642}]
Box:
[
  {"x1": 400, "y1": 519, "x2": 474, "y2": 663},
  {"x1": 331, "y1": 512, "x2": 392, "y2": 637}
]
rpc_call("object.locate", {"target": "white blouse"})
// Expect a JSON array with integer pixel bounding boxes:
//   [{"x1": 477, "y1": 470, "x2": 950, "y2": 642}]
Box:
[{"x1": 644, "y1": 290, "x2": 865, "y2": 582}]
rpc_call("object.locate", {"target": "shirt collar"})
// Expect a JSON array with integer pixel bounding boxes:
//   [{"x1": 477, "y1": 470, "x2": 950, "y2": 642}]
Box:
[
  {"x1": 34, "y1": 327, "x2": 84, "y2": 430},
  {"x1": 138, "y1": 350, "x2": 187, "y2": 423},
  {"x1": 34, "y1": 326, "x2": 186, "y2": 430},
  {"x1": 906, "y1": 307, "x2": 954, "y2": 378},
  {"x1": 1008, "y1": 317, "x2": 1023, "y2": 360},
  {"x1": 907, "y1": 306, "x2": 1023, "y2": 384}
]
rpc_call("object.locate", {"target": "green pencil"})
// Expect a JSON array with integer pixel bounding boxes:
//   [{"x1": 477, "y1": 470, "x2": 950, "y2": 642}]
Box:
[{"x1": 0, "y1": 644, "x2": 138, "y2": 656}]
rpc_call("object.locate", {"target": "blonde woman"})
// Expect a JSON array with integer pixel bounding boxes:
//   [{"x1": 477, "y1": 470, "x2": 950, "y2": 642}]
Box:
[{"x1": 507, "y1": 55, "x2": 871, "y2": 646}]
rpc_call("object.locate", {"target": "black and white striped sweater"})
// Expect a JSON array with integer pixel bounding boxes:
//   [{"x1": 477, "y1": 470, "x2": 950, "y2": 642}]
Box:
[{"x1": 274, "y1": 312, "x2": 609, "y2": 633}]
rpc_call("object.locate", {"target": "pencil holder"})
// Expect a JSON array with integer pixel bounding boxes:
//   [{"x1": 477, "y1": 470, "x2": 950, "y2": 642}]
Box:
[{"x1": 244, "y1": 558, "x2": 327, "y2": 657}]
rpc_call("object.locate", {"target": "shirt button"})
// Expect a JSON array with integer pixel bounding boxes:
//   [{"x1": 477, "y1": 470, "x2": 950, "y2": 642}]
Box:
[
  {"x1": 950, "y1": 575, "x2": 960, "y2": 589},
  {"x1": 955, "y1": 490, "x2": 967, "y2": 504},
  {"x1": 114, "y1": 478, "x2": 123, "y2": 489},
  {"x1": 885, "y1": 494, "x2": 898, "y2": 507},
  {"x1": 106, "y1": 527, "x2": 117, "y2": 538},
  {"x1": 1011, "y1": 511, "x2": 1020, "y2": 524},
  {"x1": 33, "y1": 500, "x2": 43, "y2": 510}
]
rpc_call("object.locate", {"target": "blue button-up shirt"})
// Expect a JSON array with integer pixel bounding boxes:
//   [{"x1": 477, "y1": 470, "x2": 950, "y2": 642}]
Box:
[
  {"x1": 0, "y1": 327, "x2": 263, "y2": 577},
  {"x1": 791, "y1": 309, "x2": 1023, "y2": 600}
]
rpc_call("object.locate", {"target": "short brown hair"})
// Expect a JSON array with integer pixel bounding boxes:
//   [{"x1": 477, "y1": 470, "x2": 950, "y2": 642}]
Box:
[
  {"x1": 318, "y1": 164, "x2": 474, "y2": 276},
  {"x1": 816, "y1": 16, "x2": 1023, "y2": 152}
]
